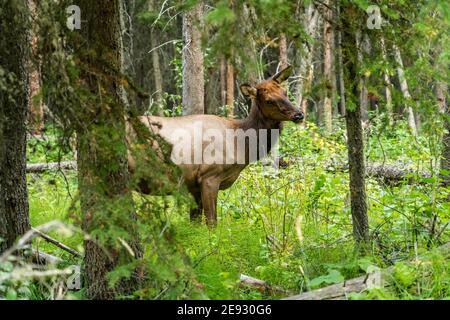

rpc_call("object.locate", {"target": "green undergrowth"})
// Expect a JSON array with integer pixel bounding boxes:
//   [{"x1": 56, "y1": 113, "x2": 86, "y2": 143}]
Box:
[{"x1": 23, "y1": 119, "x2": 450, "y2": 299}]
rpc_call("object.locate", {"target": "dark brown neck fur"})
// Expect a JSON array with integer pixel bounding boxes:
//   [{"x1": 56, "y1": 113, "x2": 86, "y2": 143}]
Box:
[
  {"x1": 238, "y1": 99, "x2": 281, "y2": 131},
  {"x1": 236, "y1": 99, "x2": 282, "y2": 161}
]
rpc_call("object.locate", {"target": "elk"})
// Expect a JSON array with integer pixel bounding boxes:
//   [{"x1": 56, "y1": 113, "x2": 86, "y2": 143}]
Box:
[{"x1": 128, "y1": 65, "x2": 303, "y2": 226}]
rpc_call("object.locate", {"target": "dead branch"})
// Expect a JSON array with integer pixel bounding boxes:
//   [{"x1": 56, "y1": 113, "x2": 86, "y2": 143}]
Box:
[
  {"x1": 32, "y1": 227, "x2": 82, "y2": 258},
  {"x1": 0, "y1": 221, "x2": 80, "y2": 263}
]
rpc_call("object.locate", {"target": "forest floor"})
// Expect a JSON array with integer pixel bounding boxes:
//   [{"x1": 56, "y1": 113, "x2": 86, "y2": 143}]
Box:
[{"x1": 26, "y1": 118, "x2": 450, "y2": 300}]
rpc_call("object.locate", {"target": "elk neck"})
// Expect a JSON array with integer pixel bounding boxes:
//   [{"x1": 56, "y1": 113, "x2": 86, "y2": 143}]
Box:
[{"x1": 235, "y1": 99, "x2": 282, "y2": 160}]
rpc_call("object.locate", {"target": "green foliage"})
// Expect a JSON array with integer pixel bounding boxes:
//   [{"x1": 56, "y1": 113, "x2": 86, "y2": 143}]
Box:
[{"x1": 18, "y1": 116, "x2": 450, "y2": 300}]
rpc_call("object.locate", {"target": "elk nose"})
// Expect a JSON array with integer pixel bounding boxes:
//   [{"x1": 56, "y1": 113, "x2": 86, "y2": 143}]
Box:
[{"x1": 293, "y1": 111, "x2": 304, "y2": 123}]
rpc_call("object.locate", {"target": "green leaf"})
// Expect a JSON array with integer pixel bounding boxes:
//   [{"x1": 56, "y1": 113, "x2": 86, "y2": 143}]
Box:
[
  {"x1": 6, "y1": 288, "x2": 17, "y2": 300},
  {"x1": 310, "y1": 270, "x2": 344, "y2": 288}
]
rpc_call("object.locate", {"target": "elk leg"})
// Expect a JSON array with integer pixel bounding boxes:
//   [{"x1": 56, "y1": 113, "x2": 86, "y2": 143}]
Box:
[
  {"x1": 189, "y1": 191, "x2": 203, "y2": 222},
  {"x1": 201, "y1": 179, "x2": 219, "y2": 227}
]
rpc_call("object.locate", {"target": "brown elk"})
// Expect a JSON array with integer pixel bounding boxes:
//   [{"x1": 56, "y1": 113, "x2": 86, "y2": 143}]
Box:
[{"x1": 128, "y1": 65, "x2": 303, "y2": 226}]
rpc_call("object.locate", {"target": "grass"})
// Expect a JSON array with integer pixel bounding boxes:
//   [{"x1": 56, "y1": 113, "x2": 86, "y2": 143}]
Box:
[{"x1": 22, "y1": 118, "x2": 450, "y2": 299}]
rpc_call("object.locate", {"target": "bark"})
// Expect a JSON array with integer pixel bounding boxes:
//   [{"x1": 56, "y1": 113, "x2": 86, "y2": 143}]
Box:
[
  {"x1": 356, "y1": 32, "x2": 369, "y2": 123},
  {"x1": 279, "y1": 33, "x2": 288, "y2": 70},
  {"x1": 26, "y1": 160, "x2": 77, "y2": 173},
  {"x1": 438, "y1": 81, "x2": 449, "y2": 186},
  {"x1": 77, "y1": 0, "x2": 142, "y2": 299},
  {"x1": 335, "y1": 5, "x2": 346, "y2": 116},
  {"x1": 242, "y1": 3, "x2": 262, "y2": 84},
  {"x1": 284, "y1": 273, "x2": 381, "y2": 300},
  {"x1": 380, "y1": 37, "x2": 393, "y2": 125},
  {"x1": 318, "y1": 0, "x2": 333, "y2": 132},
  {"x1": 220, "y1": 56, "x2": 227, "y2": 107},
  {"x1": 149, "y1": 0, "x2": 163, "y2": 115},
  {"x1": 0, "y1": 0, "x2": 31, "y2": 253},
  {"x1": 226, "y1": 59, "x2": 234, "y2": 117},
  {"x1": 393, "y1": 44, "x2": 417, "y2": 135},
  {"x1": 182, "y1": 1, "x2": 204, "y2": 115},
  {"x1": 341, "y1": 11, "x2": 369, "y2": 243},
  {"x1": 27, "y1": 0, "x2": 44, "y2": 135},
  {"x1": 239, "y1": 274, "x2": 292, "y2": 296},
  {"x1": 436, "y1": 81, "x2": 448, "y2": 114},
  {"x1": 346, "y1": 102, "x2": 369, "y2": 243},
  {"x1": 296, "y1": 2, "x2": 320, "y2": 122}
]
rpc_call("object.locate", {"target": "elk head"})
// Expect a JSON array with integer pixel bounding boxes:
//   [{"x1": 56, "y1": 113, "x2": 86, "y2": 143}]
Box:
[{"x1": 240, "y1": 65, "x2": 304, "y2": 123}]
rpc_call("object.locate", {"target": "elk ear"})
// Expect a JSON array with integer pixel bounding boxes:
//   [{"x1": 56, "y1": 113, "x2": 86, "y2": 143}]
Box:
[
  {"x1": 272, "y1": 65, "x2": 293, "y2": 83},
  {"x1": 240, "y1": 84, "x2": 257, "y2": 98}
]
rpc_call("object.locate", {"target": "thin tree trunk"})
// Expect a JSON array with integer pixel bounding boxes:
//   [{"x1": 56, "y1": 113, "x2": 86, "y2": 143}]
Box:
[
  {"x1": 380, "y1": 37, "x2": 393, "y2": 125},
  {"x1": 296, "y1": 2, "x2": 320, "y2": 122},
  {"x1": 356, "y1": 32, "x2": 369, "y2": 123},
  {"x1": 393, "y1": 44, "x2": 417, "y2": 135},
  {"x1": 27, "y1": 0, "x2": 44, "y2": 135},
  {"x1": 279, "y1": 33, "x2": 288, "y2": 70},
  {"x1": 226, "y1": 59, "x2": 234, "y2": 117},
  {"x1": 346, "y1": 76, "x2": 369, "y2": 243},
  {"x1": 28, "y1": 7, "x2": 44, "y2": 135},
  {"x1": 182, "y1": 1, "x2": 204, "y2": 115},
  {"x1": 335, "y1": 4, "x2": 346, "y2": 116},
  {"x1": 0, "y1": 0, "x2": 31, "y2": 253},
  {"x1": 438, "y1": 81, "x2": 449, "y2": 186},
  {"x1": 220, "y1": 56, "x2": 227, "y2": 107},
  {"x1": 149, "y1": 0, "x2": 163, "y2": 115},
  {"x1": 341, "y1": 7, "x2": 369, "y2": 243},
  {"x1": 242, "y1": 3, "x2": 262, "y2": 84},
  {"x1": 436, "y1": 81, "x2": 448, "y2": 114},
  {"x1": 77, "y1": 0, "x2": 142, "y2": 299},
  {"x1": 319, "y1": 0, "x2": 333, "y2": 133}
]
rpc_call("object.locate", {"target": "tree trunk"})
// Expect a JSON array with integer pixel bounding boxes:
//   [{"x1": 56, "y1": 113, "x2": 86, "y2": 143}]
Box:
[
  {"x1": 220, "y1": 56, "x2": 227, "y2": 107},
  {"x1": 242, "y1": 3, "x2": 262, "y2": 84},
  {"x1": 356, "y1": 32, "x2": 369, "y2": 123},
  {"x1": 341, "y1": 7, "x2": 369, "y2": 243},
  {"x1": 380, "y1": 37, "x2": 393, "y2": 125},
  {"x1": 438, "y1": 81, "x2": 449, "y2": 186},
  {"x1": 149, "y1": 0, "x2": 163, "y2": 115},
  {"x1": 77, "y1": 0, "x2": 142, "y2": 299},
  {"x1": 335, "y1": 3, "x2": 346, "y2": 116},
  {"x1": 182, "y1": 1, "x2": 204, "y2": 115},
  {"x1": 226, "y1": 59, "x2": 234, "y2": 117},
  {"x1": 393, "y1": 44, "x2": 417, "y2": 135},
  {"x1": 27, "y1": 0, "x2": 44, "y2": 136},
  {"x1": 279, "y1": 33, "x2": 288, "y2": 70},
  {"x1": 0, "y1": 0, "x2": 31, "y2": 253},
  {"x1": 318, "y1": 0, "x2": 333, "y2": 133},
  {"x1": 296, "y1": 2, "x2": 320, "y2": 122}
]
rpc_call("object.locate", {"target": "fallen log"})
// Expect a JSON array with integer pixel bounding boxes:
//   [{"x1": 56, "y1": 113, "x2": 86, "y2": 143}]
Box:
[
  {"x1": 239, "y1": 274, "x2": 293, "y2": 296},
  {"x1": 283, "y1": 272, "x2": 383, "y2": 300},
  {"x1": 280, "y1": 157, "x2": 432, "y2": 184},
  {"x1": 26, "y1": 161, "x2": 77, "y2": 173},
  {"x1": 283, "y1": 242, "x2": 450, "y2": 300},
  {"x1": 364, "y1": 163, "x2": 432, "y2": 185},
  {"x1": 27, "y1": 161, "x2": 77, "y2": 173}
]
